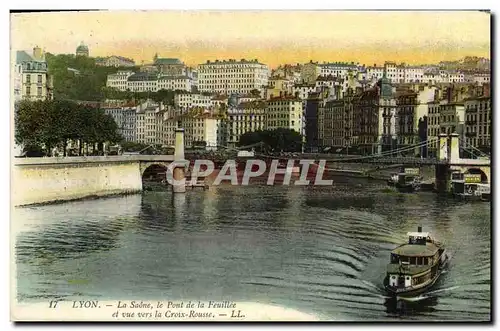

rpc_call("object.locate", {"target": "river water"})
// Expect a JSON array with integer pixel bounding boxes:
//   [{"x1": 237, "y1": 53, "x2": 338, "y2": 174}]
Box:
[{"x1": 13, "y1": 176, "x2": 491, "y2": 321}]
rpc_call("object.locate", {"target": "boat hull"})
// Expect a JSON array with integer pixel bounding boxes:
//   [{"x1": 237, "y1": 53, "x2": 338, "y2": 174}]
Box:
[
  {"x1": 384, "y1": 252, "x2": 448, "y2": 297},
  {"x1": 395, "y1": 183, "x2": 420, "y2": 193}
]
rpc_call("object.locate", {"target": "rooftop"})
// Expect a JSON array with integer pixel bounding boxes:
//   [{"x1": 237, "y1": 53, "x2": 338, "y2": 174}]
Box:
[
  {"x1": 202, "y1": 59, "x2": 265, "y2": 66},
  {"x1": 237, "y1": 101, "x2": 267, "y2": 110},
  {"x1": 16, "y1": 50, "x2": 45, "y2": 64},
  {"x1": 391, "y1": 242, "x2": 439, "y2": 257},
  {"x1": 154, "y1": 58, "x2": 183, "y2": 65},
  {"x1": 158, "y1": 75, "x2": 190, "y2": 80}
]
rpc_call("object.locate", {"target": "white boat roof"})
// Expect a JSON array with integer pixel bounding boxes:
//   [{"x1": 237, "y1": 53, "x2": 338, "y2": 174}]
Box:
[{"x1": 407, "y1": 232, "x2": 430, "y2": 237}]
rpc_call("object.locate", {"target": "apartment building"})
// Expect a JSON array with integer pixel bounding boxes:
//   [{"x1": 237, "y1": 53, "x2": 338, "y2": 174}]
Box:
[
  {"x1": 266, "y1": 95, "x2": 304, "y2": 135},
  {"x1": 197, "y1": 59, "x2": 269, "y2": 94},
  {"x1": 464, "y1": 96, "x2": 491, "y2": 151},
  {"x1": 225, "y1": 101, "x2": 267, "y2": 147},
  {"x1": 15, "y1": 47, "x2": 53, "y2": 101},
  {"x1": 106, "y1": 70, "x2": 134, "y2": 91}
]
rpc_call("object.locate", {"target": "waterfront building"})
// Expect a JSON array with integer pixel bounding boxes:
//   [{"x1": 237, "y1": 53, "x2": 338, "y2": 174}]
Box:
[
  {"x1": 351, "y1": 75, "x2": 397, "y2": 155},
  {"x1": 225, "y1": 101, "x2": 267, "y2": 148},
  {"x1": 464, "y1": 96, "x2": 491, "y2": 151},
  {"x1": 439, "y1": 102, "x2": 465, "y2": 137},
  {"x1": 96, "y1": 55, "x2": 135, "y2": 67},
  {"x1": 266, "y1": 95, "x2": 304, "y2": 136},
  {"x1": 15, "y1": 47, "x2": 53, "y2": 101},
  {"x1": 106, "y1": 70, "x2": 135, "y2": 91},
  {"x1": 304, "y1": 91, "x2": 325, "y2": 151},
  {"x1": 320, "y1": 87, "x2": 357, "y2": 151},
  {"x1": 426, "y1": 99, "x2": 443, "y2": 157},
  {"x1": 76, "y1": 42, "x2": 89, "y2": 57},
  {"x1": 321, "y1": 98, "x2": 341, "y2": 148},
  {"x1": 102, "y1": 102, "x2": 138, "y2": 142},
  {"x1": 197, "y1": 59, "x2": 269, "y2": 95},
  {"x1": 135, "y1": 100, "x2": 167, "y2": 145},
  {"x1": 395, "y1": 86, "x2": 436, "y2": 156},
  {"x1": 176, "y1": 111, "x2": 225, "y2": 150}
]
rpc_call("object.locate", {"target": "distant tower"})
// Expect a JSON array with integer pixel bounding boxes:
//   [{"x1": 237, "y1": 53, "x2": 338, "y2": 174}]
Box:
[
  {"x1": 153, "y1": 53, "x2": 158, "y2": 63},
  {"x1": 76, "y1": 42, "x2": 89, "y2": 57}
]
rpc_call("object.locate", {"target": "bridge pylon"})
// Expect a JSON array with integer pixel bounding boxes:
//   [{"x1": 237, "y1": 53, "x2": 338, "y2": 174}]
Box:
[{"x1": 172, "y1": 128, "x2": 186, "y2": 193}]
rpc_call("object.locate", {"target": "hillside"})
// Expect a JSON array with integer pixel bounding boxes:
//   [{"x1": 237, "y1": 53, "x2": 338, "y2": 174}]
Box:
[{"x1": 45, "y1": 53, "x2": 140, "y2": 101}]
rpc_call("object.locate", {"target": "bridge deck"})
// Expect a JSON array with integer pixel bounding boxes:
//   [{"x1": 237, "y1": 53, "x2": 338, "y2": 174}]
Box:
[{"x1": 13, "y1": 155, "x2": 176, "y2": 166}]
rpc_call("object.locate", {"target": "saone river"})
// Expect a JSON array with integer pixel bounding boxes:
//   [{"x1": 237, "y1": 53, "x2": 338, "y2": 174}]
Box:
[{"x1": 13, "y1": 175, "x2": 491, "y2": 321}]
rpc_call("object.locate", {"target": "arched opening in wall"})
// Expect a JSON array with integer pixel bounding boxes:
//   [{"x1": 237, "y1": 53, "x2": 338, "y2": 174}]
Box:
[
  {"x1": 142, "y1": 164, "x2": 169, "y2": 191},
  {"x1": 465, "y1": 168, "x2": 488, "y2": 184}
]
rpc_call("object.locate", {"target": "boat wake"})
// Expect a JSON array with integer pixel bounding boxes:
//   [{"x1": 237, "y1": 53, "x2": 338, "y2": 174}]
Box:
[{"x1": 397, "y1": 285, "x2": 460, "y2": 302}]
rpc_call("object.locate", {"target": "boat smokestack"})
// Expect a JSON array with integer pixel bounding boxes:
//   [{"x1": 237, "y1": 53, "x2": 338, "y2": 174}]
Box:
[{"x1": 418, "y1": 226, "x2": 422, "y2": 233}]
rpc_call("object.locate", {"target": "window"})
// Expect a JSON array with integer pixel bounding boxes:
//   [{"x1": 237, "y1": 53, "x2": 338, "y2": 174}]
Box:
[
  {"x1": 26, "y1": 86, "x2": 30, "y2": 95},
  {"x1": 37, "y1": 87, "x2": 42, "y2": 96},
  {"x1": 38, "y1": 75, "x2": 42, "y2": 84},
  {"x1": 26, "y1": 74, "x2": 31, "y2": 83}
]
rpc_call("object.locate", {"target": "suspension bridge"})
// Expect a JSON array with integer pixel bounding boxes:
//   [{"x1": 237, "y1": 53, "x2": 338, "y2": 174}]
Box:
[{"x1": 189, "y1": 132, "x2": 491, "y2": 187}]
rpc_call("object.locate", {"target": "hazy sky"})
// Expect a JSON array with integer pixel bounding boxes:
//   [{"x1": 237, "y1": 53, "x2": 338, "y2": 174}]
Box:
[{"x1": 11, "y1": 10, "x2": 490, "y2": 68}]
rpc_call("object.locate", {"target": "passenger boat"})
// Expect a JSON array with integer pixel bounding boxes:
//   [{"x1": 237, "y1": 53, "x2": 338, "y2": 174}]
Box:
[
  {"x1": 384, "y1": 226, "x2": 448, "y2": 297},
  {"x1": 450, "y1": 173, "x2": 490, "y2": 202},
  {"x1": 394, "y1": 173, "x2": 422, "y2": 192}
]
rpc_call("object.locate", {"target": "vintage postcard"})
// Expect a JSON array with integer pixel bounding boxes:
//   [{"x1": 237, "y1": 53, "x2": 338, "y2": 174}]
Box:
[{"x1": 10, "y1": 10, "x2": 491, "y2": 322}]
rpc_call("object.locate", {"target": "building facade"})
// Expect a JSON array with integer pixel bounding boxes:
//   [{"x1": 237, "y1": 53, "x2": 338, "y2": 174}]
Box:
[
  {"x1": 15, "y1": 47, "x2": 52, "y2": 101},
  {"x1": 197, "y1": 59, "x2": 269, "y2": 94},
  {"x1": 106, "y1": 71, "x2": 135, "y2": 91},
  {"x1": 153, "y1": 56, "x2": 186, "y2": 76},
  {"x1": 103, "y1": 105, "x2": 137, "y2": 142},
  {"x1": 464, "y1": 96, "x2": 491, "y2": 151},
  {"x1": 157, "y1": 75, "x2": 193, "y2": 92},
  {"x1": 126, "y1": 73, "x2": 158, "y2": 92},
  {"x1": 225, "y1": 101, "x2": 267, "y2": 147},
  {"x1": 266, "y1": 96, "x2": 304, "y2": 135}
]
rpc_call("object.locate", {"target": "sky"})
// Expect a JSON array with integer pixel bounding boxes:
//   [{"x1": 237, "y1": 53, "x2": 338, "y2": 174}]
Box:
[{"x1": 11, "y1": 10, "x2": 491, "y2": 68}]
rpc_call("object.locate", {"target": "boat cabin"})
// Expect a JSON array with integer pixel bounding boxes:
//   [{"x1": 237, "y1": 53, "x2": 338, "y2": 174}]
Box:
[{"x1": 387, "y1": 228, "x2": 441, "y2": 288}]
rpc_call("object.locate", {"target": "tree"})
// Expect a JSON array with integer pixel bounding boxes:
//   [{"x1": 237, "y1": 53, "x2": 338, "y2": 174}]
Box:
[
  {"x1": 45, "y1": 53, "x2": 140, "y2": 101},
  {"x1": 238, "y1": 128, "x2": 303, "y2": 152},
  {"x1": 14, "y1": 99, "x2": 122, "y2": 156}
]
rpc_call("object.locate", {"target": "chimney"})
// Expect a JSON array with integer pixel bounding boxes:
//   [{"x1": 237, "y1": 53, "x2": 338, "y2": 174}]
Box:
[{"x1": 33, "y1": 45, "x2": 42, "y2": 60}]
